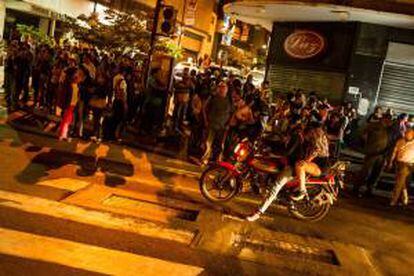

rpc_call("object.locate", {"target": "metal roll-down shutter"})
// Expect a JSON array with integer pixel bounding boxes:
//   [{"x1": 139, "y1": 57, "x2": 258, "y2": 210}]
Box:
[{"x1": 377, "y1": 62, "x2": 414, "y2": 114}]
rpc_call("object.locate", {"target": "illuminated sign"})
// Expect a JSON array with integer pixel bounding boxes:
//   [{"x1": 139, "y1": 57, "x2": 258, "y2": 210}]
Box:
[{"x1": 284, "y1": 30, "x2": 326, "y2": 59}]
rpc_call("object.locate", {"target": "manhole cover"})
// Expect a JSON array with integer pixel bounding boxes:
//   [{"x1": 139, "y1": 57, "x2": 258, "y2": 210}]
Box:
[
  {"x1": 234, "y1": 236, "x2": 339, "y2": 266},
  {"x1": 102, "y1": 195, "x2": 199, "y2": 221}
]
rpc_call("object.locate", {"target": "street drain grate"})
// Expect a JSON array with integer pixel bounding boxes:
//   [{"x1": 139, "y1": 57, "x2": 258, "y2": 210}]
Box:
[
  {"x1": 102, "y1": 195, "x2": 199, "y2": 222},
  {"x1": 235, "y1": 236, "x2": 339, "y2": 266}
]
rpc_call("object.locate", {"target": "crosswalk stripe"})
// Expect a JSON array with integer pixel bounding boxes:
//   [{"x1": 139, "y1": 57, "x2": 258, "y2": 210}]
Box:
[
  {"x1": 37, "y1": 178, "x2": 91, "y2": 192},
  {"x1": 0, "y1": 227, "x2": 203, "y2": 276},
  {"x1": 0, "y1": 190, "x2": 195, "y2": 245}
]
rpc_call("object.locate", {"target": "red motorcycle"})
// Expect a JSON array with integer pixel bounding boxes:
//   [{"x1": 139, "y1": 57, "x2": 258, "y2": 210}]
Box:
[{"x1": 199, "y1": 138, "x2": 349, "y2": 221}]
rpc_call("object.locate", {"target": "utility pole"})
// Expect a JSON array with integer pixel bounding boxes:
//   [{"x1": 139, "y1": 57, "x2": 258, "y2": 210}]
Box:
[{"x1": 146, "y1": 0, "x2": 163, "y2": 88}]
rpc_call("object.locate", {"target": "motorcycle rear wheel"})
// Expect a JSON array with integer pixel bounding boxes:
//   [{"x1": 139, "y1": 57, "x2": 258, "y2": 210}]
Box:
[
  {"x1": 289, "y1": 185, "x2": 331, "y2": 222},
  {"x1": 199, "y1": 165, "x2": 239, "y2": 202}
]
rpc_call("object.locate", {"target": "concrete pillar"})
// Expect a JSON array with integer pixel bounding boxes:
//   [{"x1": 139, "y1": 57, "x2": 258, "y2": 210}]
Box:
[
  {"x1": 0, "y1": 0, "x2": 6, "y2": 41},
  {"x1": 39, "y1": 18, "x2": 49, "y2": 36},
  {"x1": 49, "y1": 19, "x2": 56, "y2": 37}
]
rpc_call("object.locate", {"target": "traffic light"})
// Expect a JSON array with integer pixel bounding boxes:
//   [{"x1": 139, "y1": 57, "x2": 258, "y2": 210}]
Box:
[{"x1": 157, "y1": 5, "x2": 177, "y2": 36}]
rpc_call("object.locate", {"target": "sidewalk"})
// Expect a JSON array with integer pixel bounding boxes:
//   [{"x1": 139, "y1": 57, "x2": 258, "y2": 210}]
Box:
[
  {"x1": 8, "y1": 107, "x2": 367, "y2": 163},
  {"x1": 7, "y1": 107, "x2": 188, "y2": 161},
  {"x1": 4, "y1": 109, "x2": 203, "y2": 182}
]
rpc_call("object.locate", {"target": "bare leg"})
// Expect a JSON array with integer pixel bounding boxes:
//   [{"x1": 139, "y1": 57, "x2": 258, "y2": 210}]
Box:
[{"x1": 293, "y1": 161, "x2": 321, "y2": 200}]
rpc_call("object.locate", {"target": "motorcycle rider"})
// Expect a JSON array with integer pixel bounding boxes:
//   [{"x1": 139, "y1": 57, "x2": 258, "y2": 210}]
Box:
[
  {"x1": 223, "y1": 88, "x2": 268, "y2": 159},
  {"x1": 245, "y1": 116, "x2": 304, "y2": 221}
]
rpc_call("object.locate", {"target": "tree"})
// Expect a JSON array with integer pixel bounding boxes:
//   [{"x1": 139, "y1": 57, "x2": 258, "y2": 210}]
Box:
[
  {"x1": 222, "y1": 44, "x2": 253, "y2": 67},
  {"x1": 63, "y1": 9, "x2": 149, "y2": 52},
  {"x1": 16, "y1": 24, "x2": 54, "y2": 46},
  {"x1": 62, "y1": 9, "x2": 181, "y2": 58}
]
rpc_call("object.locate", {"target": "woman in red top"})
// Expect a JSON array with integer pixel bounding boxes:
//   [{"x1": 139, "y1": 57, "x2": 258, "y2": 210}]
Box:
[{"x1": 58, "y1": 67, "x2": 82, "y2": 141}]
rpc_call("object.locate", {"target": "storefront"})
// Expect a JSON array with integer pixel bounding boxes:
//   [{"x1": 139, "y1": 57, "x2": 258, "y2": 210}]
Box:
[
  {"x1": 225, "y1": 0, "x2": 414, "y2": 114},
  {"x1": 346, "y1": 24, "x2": 414, "y2": 115},
  {"x1": 266, "y1": 22, "x2": 414, "y2": 114},
  {"x1": 1, "y1": 0, "x2": 102, "y2": 40},
  {"x1": 266, "y1": 22, "x2": 356, "y2": 104},
  {"x1": 376, "y1": 43, "x2": 414, "y2": 114}
]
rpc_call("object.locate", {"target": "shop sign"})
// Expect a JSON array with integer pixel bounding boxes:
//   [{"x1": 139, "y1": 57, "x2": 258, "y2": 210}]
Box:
[
  {"x1": 284, "y1": 30, "x2": 326, "y2": 59},
  {"x1": 184, "y1": 0, "x2": 197, "y2": 26}
]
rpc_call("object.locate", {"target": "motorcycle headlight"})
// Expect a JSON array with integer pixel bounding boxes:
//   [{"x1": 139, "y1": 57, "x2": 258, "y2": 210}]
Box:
[{"x1": 234, "y1": 141, "x2": 250, "y2": 162}]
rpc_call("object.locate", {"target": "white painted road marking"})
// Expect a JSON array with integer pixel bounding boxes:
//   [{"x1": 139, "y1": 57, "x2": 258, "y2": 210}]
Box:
[
  {"x1": 0, "y1": 190, "x2": 195, "y2": 244},
  {"x1": 0, "y1": 227, "x2": 203, "y2": 276},
  {"x1": 37, "y1": 178, "x2": 91, "y2": 192}
]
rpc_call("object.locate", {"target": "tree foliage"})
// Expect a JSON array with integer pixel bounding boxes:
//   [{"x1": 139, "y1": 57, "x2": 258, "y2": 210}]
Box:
[
  {"x1": 156, "y1": 39, "x2": 183, "y2": 59},
  {"x1": 63, "y1": 9, "x2": 150, "y2": 52},
  {"x1": 62, "y1": 9, "x2": 181, "y2": 58},
  {"x1": 223, "y1": 45, "x2": 253, "y2": 67},
  {"x1": 16, "y1": 24, "x2": 54, "y2": 46}
]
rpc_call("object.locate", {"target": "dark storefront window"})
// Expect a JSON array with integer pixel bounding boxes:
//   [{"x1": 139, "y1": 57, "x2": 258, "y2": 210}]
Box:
[{"x1": 4, "y1": 9, "x2": 40, "y2": 41}]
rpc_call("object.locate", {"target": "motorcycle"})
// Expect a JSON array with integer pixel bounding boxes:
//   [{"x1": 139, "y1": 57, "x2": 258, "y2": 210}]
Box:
[{"x1": 199, "y1": 138, "x2": 349, "y2": 221}]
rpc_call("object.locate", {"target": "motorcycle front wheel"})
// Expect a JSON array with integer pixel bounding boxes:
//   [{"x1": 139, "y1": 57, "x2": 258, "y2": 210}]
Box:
[
  {"x1": 199, "y1": 165, "x2": 239, "y2": 202},
  {"x1": 288, "y1": 185, "x2": 331, "y2": 222}
]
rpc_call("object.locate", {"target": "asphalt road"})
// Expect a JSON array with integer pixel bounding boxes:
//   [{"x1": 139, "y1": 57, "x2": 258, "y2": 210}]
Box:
[
  {"x1": 0, "y1": 120, "x2": 414, "y2": 275},
  {"x1": 0, "y1": 203, "x2": 280, "y2": 276}
]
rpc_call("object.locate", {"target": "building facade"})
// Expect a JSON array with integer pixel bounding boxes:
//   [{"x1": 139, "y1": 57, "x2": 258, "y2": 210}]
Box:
[
  {"x1": 224, "y1": 0, "x2": 414, "y2": 114},
  {"x1": 1, "y1": 0, "x2": 106, "y2": 39},
  {"x1": 0, "y1": 0, "x2": 219, "y2": 60},
  {"x1": 211, "y1": 0, "x2": 270, "y2": 68},
  {"x1": 164, "y1": 0, "x2": 218, "y2": 61}
]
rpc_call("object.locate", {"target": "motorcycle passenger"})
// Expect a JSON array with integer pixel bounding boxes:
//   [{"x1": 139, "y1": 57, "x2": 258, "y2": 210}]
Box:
[
  {"x1": 292, "y1": 122, "x2": 330, "y2": 201},
  {"x1": 245, "y1": 117, "x2": 305, "y2": 221}
]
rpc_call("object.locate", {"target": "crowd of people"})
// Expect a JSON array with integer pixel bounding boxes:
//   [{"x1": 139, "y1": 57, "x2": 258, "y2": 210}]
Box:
[
  {"x1": 4, "y1": 41, "x2": 155, "y2": 142},
  {"x1": 355, "y1": 106, "x2": 414, "y2": 206},
  {"x1": 246, "y1": 101, "x2": 414, "y2": 221},
  {"x1": 3, "y1": 40, "x2": 413, "y2": 209}
]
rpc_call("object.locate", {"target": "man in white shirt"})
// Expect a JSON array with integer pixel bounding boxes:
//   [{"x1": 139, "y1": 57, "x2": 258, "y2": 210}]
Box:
[{"x1": 387, "y1": 128, "x2": 414, "y2": 206}]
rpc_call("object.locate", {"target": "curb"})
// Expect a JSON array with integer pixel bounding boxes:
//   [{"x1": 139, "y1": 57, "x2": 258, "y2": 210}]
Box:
[
  {"x1": 8, "y1": 119, "x2": 57, "y2": 139},
  {"x1": 8, "y1": 120, "x2": 202, "y2": 178},
  {"x1": 9, "y1": 118, "x2": 181, "y2": 159}
]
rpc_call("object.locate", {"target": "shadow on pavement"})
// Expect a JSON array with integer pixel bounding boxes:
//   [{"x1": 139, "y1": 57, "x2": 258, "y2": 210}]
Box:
[{"x1": 15, "y1": 144, "x2": 134, "y2": 188}]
